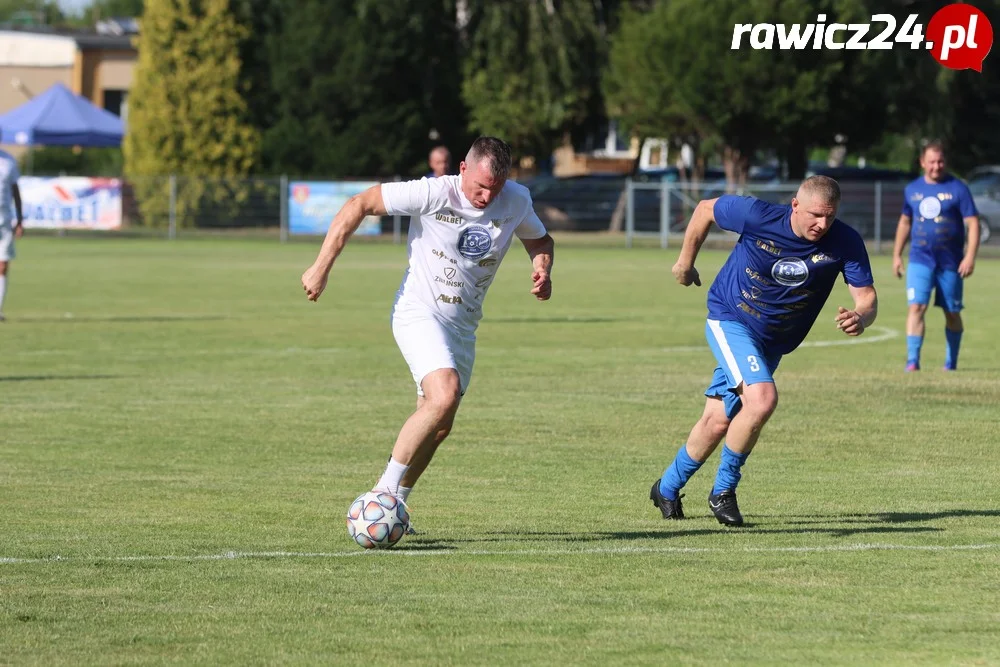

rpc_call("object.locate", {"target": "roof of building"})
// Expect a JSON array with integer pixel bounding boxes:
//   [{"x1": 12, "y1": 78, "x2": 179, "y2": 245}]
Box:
[{"x1": 0, "y1": 25, "x2": 136, "y2": 51}]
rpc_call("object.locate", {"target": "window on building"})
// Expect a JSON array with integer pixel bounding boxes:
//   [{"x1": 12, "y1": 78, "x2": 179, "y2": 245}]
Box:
[{"x1": 103, "y1": 90, "x2": 127, "y2": 119}]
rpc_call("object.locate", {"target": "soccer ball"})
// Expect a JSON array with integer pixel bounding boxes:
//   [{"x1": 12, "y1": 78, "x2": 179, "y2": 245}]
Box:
[{"x1": 346, "y1": 491, "x2": 410, "y2": 549}]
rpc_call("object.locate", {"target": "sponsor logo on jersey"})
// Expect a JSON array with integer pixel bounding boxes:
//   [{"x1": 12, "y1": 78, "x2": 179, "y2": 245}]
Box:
[
  {"x1": 478, "y1": 257, "x2": 498, "y2": 267},
  {"x1": 444, "y1": 267, "x2": 456, "y2": 279},
  {"x1": 745, "y1": 267, "x2": 774, "y2": 286},
  {"x1": 756, "y1": 239, "x2": 782, "y2": 256},
  {"x1": 489, "y1": 216, "x2": 515, "y2": 228},
  {"x1": 918, "y1": 197, "x2": 942, "y2": 219},
  {"x1": 737, "y1": 301, "x2": 762, "y2": 319},
  {"x1": 771, "y1": 257, "x2": 809, "y2": 287},
  {"x1": 435, "y1": 209, "x2": 464, "y2": 225},
  {"x1": 434, "y1": 275, "x2": 465, "y2": 288},
  {"x1": 432, "y1": 248, "x2": 458, "y2": 264},
  {"x1": 810, "y1": 253, "x2": 831, "y2": 264},
  {"x1": 475, "y1": 275, "x2": 494, "y2": 288},
  {"x1": 458, "y1": 227, "x2": 493, "y2": 260},
  {"x1": 437, "y1": 294, "x2": 463, "y2": 305}
]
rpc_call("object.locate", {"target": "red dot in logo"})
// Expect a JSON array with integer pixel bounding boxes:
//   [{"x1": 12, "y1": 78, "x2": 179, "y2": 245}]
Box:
[
  {"x1": 926, "y1": 3, "x2": 993, "y2": 72},
  {"x1": 292, "y1": 184, "x2": 310, "y2": 204}
]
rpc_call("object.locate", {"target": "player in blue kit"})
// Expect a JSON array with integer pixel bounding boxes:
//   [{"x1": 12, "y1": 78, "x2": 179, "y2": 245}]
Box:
[
  {"x1": 892, "y1": 142, "x2": 979, "y2": 372},
  {"x1": 650, "y1": 176, "x2": 878, "y2": 526}
]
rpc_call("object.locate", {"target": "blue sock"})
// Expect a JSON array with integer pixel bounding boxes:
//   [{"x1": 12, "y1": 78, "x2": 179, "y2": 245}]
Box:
[
  {"x1": 945, "y1": 328, "x2": 963, "y2": 368},
  {"x1": 658, "y1": 444, "x2": 703, "y2": 500},
  {"x1": 712, "y1": 445, "x2": 750, "y2": 496},
  {"x1": 906, "y1": 335, "x2": 923, "y2": 364}
]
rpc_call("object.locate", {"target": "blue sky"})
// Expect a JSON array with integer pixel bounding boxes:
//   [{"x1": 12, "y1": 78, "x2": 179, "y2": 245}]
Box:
[{"x1": 56, "y1": 0, "x2": 91, "y2": 15}]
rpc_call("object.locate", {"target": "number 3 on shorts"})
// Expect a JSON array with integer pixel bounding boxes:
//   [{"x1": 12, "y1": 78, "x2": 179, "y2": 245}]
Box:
[{"x1": 747, "y1": 355, "x2": 760, "y2": 372}]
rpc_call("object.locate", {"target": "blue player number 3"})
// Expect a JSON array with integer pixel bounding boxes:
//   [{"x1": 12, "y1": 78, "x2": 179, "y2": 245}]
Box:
[{"x1": 747, "y1": 356, "x2": 760, "y2": 372}]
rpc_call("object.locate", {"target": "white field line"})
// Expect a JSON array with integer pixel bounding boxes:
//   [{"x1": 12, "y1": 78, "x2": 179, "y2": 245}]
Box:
[
  {"x1": 799, "y1": 325, "x2": 899, "y2": 347},
  {"x1": 649, "y1": 326, "x2": 899, "y2": 353},
  {"x1": 18, "y1": 327, "x2": 900, "y2": 360},
  {"x1": 2, "y1": 540, "x2": 997, "y2": 565}
]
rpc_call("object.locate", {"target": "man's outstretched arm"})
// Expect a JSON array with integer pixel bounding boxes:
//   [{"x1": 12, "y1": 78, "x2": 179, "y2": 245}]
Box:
[
  {"x1": 672, "y1": 197, "x2": 719, "y2": 287},
  {"x1": 12, "y1": 183, "x2": 23, "y2": 237},
  {"x1": 301, "y1": 185, "x2": 388, "y2": 302},
  {"x1": 892, "y1": 215, "x2": 912, "y2": 278},
  {"x1": 521, "y1": 234, "x2": 554, "y2": 301},
  {"x1": 835, "y1": 284, "x2": 878, "y2": 336},
  {"x1": 958, "y1": 215, "x2": 980, "y2": 278}
]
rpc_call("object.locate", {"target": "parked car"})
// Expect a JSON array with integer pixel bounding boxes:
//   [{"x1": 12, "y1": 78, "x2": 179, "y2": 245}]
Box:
[
  {"x1": 965, "y1": 166, "x2": 998, "y2": 244},
  {"x1": 523, "y1": 167, "x2": 758, "y2": 233},
  {"x1": 523, "y1": 164, "x2": 982, "y2": 243},
  {"x1": 522, "y1": 173, "x2": 630, "y2": 232}
]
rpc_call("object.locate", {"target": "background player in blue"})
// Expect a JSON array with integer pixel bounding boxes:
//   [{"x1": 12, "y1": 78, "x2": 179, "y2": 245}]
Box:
[
  {"x1": 650, "y1": 176, "x2": 878, "y2": 526},
  {"x1": 892, "y1": 142, "x2": 979, "y2": 372}
]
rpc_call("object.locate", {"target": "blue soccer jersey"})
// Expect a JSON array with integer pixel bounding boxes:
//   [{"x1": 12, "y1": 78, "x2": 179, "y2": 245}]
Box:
[
  {"x1": 901, "y1": 175, "x2": 977, "y2": 271},
  {"x1": 706, "y1": 195, "x2": 874, "y2": 355}
]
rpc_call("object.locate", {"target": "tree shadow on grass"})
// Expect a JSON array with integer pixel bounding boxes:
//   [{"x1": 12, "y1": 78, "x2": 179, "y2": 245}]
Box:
[
  {"x1": 403, "y1": 523, "x2": 942, "y2": 549},
  {"x1": 395, "y1": 508, "x2": 1000, "y2": 550},
  {"x1": 393, "y1": 542, "x2": 458, "y2": 551},
  {"x1": 14, "y1": 315, "x2": 230, "y2": 324},
  {"x1": 0, "y1": 374, "x2": 122, "y2": 382},
  {"x1": 775, "y1": 509, "x2": 1000, "y2": 525},
  {"x1": 485, "y1": 316, "x2": 624, "y2": 324}
]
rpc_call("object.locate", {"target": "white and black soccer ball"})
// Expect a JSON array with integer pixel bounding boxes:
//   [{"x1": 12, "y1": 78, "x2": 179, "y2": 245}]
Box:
[{"x1": 346, "y1": 491, "x2": 410, "y2": 549}]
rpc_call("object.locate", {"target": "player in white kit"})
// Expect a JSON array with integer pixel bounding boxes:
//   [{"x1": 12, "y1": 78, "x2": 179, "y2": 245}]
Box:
[
  {"x1": 301, "y1": 137, "x2": 554, "y2": 518},
  {"x1": 0, "y1": 147, "x2": 25, "y2": 322}
]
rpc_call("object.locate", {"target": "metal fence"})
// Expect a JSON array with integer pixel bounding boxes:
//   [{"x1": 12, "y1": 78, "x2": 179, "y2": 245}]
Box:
[
  {"x1": 55, "y1": 175, "x2": 976, "y2": 253},
  {"x1": 119, "y1": 175, "x2": 414, "y2": 241},
  {"x1": 122, "y1": 176, "x2": 284, "y2": 238},
  {"x1": 623, "y1": 179, "x2": 905, "y2": 254}
]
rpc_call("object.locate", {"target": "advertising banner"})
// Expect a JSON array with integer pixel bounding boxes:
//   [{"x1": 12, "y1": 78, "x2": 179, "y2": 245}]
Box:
[
  {"x1": 19, "y1": 177, "x2": 123, "y2": 230},
  {"x1": 289, "y1": 181, "x2": 382, "y2": 235}
]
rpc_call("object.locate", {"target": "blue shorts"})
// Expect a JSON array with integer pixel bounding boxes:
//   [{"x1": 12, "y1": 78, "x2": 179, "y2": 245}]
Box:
[
  {"x1": 906, "y1": 262, "x2": 963, "y2": 312},
  {"x1": 704, "y1": 319, "x2": 782, "y2": 419}
]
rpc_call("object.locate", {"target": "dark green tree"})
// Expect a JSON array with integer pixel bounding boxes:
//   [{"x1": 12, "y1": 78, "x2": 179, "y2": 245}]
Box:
[
  {"x1": 602, "y1": 0, "x2": 962, "y2": 180},
  {"x1": 606, "y1": 0, "x2": 871, "y2": 182},
  {"x1": 893, "y1": 0, "x2": 1000, "y2": 174},
  {"x1": 261, "y1": 0, "x2": 467, "y2": 178},
  {"x1": 0, "y1": 0, "x2": 64, "y2": 25},
  {"x1": 233, "y1": 0, "x2": 284, "y2": 171},
  {"x1": 81, "y1": 0, "x2": 145, "y2": 21},
  {"x1": 461, "y1": 0, "x2": 606, "y2": 162}
]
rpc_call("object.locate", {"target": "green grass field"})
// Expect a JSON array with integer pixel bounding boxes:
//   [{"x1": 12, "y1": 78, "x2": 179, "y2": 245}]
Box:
[{"x1": 2, "y1": 236, "x2": 999, "y2": 665}]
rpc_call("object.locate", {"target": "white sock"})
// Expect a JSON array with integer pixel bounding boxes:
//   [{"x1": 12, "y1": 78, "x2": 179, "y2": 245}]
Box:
[
  {"x1": 0, "y1": 275, "x2": 7, "y2": 314},
  {"x1": 374, "y1": 457, "x2": 409, "y2": 496},
  {"x1": 398, "y1": 486, "x2": 412, "y2": 502}
]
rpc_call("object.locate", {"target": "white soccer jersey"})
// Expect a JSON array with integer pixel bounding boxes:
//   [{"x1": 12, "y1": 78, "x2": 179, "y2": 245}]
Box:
[
  {"x1": 0, "y1": 150, "x2": 20, "y2": 228},
  {"x1": 381, "y1": 175, "x2": 547, "y2": 332}
]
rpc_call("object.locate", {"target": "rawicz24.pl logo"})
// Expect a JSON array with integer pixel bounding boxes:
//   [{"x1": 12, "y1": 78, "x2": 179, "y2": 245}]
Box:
[{"x1": 731, "y1": 2, "x2": 993, "y2": 72}]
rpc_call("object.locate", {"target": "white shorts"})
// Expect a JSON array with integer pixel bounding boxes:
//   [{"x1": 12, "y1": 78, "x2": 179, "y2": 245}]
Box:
[
  {"x1": 391, "y1": 309, "x2": 476, "y2": 397},
  {"x1": 0, "y1": 225, "x2": 14, "y2": 262}
]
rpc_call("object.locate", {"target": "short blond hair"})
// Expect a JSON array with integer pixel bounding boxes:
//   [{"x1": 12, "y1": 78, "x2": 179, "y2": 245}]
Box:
[
  {"x1": 797, "y1": 175, "x2": 841, "y2": 206},
  {"x1": 921, "y1": 140, "x2": 946, "y2": 157}
]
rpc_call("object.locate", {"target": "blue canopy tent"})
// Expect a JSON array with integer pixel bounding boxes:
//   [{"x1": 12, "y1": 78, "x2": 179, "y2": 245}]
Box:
[{"x1": 0, "y1": 81, "x2": 124, "y2": 149}]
